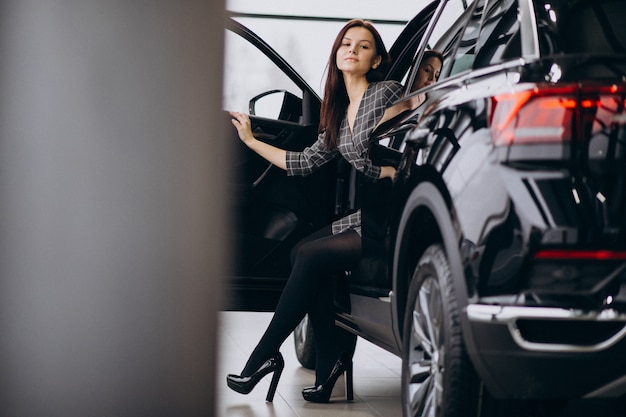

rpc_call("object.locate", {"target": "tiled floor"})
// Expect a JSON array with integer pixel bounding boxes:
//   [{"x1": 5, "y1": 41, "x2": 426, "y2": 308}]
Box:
[
  {"x1": 216, "y1": 311, "x2": 403, "y2": 417},
  {"x1": 216, "y1": 312, "x2": 626, "y2": 417}
]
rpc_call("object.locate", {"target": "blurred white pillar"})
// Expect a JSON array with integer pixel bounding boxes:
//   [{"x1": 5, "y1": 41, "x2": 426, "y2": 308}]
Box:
[{"x1": 0, "y1": 1, "x2": 226, "y2": 416}]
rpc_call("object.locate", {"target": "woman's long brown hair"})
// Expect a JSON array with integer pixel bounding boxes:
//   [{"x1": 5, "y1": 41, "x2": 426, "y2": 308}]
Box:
[{"x1": 319, "y1": 19, "x2": 390, "y2": 151}]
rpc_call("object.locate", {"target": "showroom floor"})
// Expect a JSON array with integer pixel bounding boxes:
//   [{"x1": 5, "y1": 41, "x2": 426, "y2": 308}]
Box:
[
  {"x1": 216, "y1": 311, "x2": 403, "y2": 417},
  {"x1": 216, "y1": 312, "x2": 620, "y2": 417}
]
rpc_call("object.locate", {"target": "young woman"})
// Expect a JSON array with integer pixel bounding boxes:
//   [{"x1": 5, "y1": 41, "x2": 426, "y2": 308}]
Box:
[{"x1": 227, "y1": 19, "x2": 402, "y2": 403}]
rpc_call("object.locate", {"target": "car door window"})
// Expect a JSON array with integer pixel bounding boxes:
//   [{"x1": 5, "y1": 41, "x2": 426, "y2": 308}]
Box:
[
  {"x1": 223, "y1": 28, "x2": 302, "y2": 115},
  {"x1": 423, "y1": 0, "x2": 477, "y2": 79},
  {"x1": 448, "y1": 0, "x2": 483, "y2": 76},
  {"x1": 386, "y1": 0, "x2": 442, "y2": 87},
  {"x1": 449, "y1": 0, "x2": 522, "y2": 75},
  {"x1": 536, "y1": 0, "x2": 626, "y2": 56},
  {"x1": 473, "y1": 0, "x2": 521, "y2": 68}
]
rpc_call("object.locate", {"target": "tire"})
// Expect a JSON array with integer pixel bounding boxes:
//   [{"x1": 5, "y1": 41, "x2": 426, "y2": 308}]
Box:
[
  {"x1": 294, "y1": 314, "x2": 316, "y2": 370},
  {"x1": 401, "y1": 244, "x2": 481, "y2": 417}
]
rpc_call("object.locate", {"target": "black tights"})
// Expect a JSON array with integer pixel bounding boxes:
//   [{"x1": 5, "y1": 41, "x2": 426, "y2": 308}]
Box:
[{"x1": 241, "y1": 226, "x2": 360, "y2": 384}]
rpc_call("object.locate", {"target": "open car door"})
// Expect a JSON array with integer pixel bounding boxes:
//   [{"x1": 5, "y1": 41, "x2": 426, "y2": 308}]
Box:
[{"x1": 223, "y1": 18, "x2": 336, "y2": 311}]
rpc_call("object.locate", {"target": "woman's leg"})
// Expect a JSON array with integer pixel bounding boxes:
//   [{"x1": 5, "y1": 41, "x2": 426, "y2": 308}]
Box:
[
  {"x1": 305, "y1": 230, "x2": 360, "y2": 385},
  {"x1": 240, "y1": 227, "x2": 359, "y2": 377}
]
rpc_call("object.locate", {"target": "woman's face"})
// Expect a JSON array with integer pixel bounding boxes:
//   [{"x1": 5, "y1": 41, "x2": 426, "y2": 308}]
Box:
[
  {"x1": 412, "y1": 56, "x2": 442, "y2": 90},
  {"x1": 335, "y1": 26, "x2": 381, "y2": 77}
]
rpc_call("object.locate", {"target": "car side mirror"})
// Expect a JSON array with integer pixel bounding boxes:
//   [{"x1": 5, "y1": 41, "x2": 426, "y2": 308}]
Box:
[{"x1": 249, "y1": 90, "x2": 302, "y2": 122}]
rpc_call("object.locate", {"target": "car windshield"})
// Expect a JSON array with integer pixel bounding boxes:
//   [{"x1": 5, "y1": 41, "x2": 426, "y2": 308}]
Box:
[{"x1": 535, "y1": 0, "x2": 626, "y2": 56}]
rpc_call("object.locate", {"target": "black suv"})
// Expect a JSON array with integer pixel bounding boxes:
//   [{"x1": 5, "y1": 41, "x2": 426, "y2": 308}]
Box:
[{"x1": 225, "y1": 1, "x2": 626, "y2": 416}]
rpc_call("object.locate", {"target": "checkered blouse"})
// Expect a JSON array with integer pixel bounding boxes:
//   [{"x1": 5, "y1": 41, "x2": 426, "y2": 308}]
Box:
[{"x1": 285, "y1": 80, "x2": 403, "y2": 235}]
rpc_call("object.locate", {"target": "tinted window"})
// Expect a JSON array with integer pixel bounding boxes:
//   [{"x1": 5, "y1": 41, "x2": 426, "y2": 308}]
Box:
[
  {"x1": 445, "y1": 0, "x2": 522, "y2": 75},
  {"x1": 423, "y1": 0, "x2": 477, "y2": 79},
  {"x1": 473, "y1": 0, "x2": 521, "y2": 68},
  {"x1": 388, "y1": 0, "x2": 442, "y2": 86},
  {"x1": 535, "y1": 0, "x2": 626, "y2": 56},
  {"x1": 449, "y1": 0, "x2": 483, "y2": 76}
]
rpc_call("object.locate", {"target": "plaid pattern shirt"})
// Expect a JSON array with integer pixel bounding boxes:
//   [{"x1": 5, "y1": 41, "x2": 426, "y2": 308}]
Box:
[{"x1": 286, "y1": 80, "x2": 403, "y2": 235}]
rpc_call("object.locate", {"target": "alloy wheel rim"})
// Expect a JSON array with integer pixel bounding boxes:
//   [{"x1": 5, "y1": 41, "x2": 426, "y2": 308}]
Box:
[{"x1": 406, "y1": 276, "x2": 444, "y2": 417}]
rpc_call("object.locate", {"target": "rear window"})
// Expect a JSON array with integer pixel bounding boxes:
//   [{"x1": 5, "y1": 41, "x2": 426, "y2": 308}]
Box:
[{"x1": 535, "y1": 0, "x2": 626, "y2": 56}]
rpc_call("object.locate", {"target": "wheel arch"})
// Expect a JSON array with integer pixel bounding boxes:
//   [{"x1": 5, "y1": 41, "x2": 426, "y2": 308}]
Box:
[{"x1": 391, "y1": 178, "x2": 469, "y2": 346}]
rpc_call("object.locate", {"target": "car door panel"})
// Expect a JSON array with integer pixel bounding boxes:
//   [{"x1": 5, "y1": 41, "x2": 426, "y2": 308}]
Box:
[{"x1": 224, "y1": 18, "x2": 334, "y2": 311}]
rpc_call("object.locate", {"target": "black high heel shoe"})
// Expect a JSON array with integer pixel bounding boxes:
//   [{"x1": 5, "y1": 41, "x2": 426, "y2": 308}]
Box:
[
  {"x1": 226, "y1": 352, "x2": 284, "y2": 402},
  {"x1": 302, "y1": 353, "x2": 353, "y2": 403}
]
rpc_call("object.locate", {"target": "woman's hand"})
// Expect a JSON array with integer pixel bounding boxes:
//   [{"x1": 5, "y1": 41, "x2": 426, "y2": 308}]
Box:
[
  {"x1": 379, "y1": 166, "x2": 397, "y2": 180},
  {"x1": 230, "y1": 111, "x2": 256, "y2": 145},
  {"x1": 229, "y1": 111, "x2": 288, "y2": 170}
]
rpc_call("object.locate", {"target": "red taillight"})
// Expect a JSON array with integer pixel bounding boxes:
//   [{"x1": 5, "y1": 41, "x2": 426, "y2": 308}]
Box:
[
  {"x1": 490, "y1": 84, "x2": 626, "y2": 147},
  {"x1": 534, "y1": 249, "x2": 626, "y2": 260},
  {"x1": 490, "y1": 86, "x2": 577, "y2": 146}
]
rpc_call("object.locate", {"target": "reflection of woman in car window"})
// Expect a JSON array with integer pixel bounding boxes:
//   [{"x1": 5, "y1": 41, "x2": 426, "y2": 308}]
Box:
[
  {"x1": 409, "y1": 49, "x2": 443, "y2": 108},
  {"x1": 373, "y1": 49, "x2": 443, "y2": 133},
  {"x1": 228, "y1": 19, "x2": 402, "y2": 403}
]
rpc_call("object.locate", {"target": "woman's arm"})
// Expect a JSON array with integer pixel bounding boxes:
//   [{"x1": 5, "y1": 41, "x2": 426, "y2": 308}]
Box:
[
  {"x1": 352, "y1": 81, "x2": 403, "y2": 181},
  {"x1": 377, "y1": 82, "x2": 403, "y2": 181},
  {"x1": 230, "y1": 111, "x2": 287, "y2": 170}
]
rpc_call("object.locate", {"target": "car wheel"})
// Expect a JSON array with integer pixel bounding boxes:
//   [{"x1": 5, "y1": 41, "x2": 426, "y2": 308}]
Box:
[
  {"x1": 294, "y1": 314, "x2": 316, "y2": 370},
  {"x1": 401, "y1": 244, "x2": 481, "y2": 417}
]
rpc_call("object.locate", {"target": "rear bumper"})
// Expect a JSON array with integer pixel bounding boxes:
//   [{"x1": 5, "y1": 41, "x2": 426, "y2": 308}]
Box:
[{"x1": 466, "y1": 304, "x2": 626, "y2": 399}]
